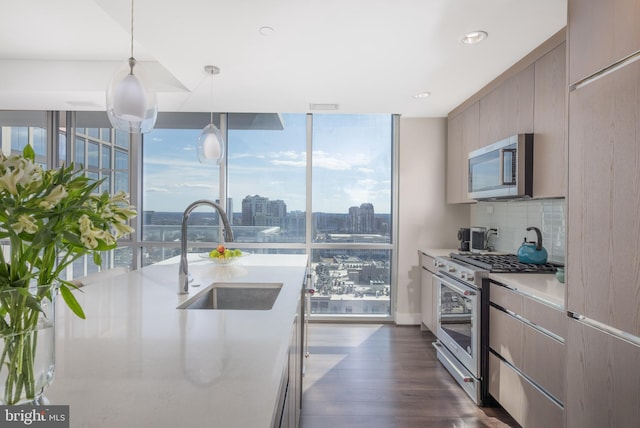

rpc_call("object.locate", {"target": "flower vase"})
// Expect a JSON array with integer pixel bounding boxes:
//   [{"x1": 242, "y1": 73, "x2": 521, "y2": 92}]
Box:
[{"x1": 0, "y1": 285, "x2": 56, "y2": 405}]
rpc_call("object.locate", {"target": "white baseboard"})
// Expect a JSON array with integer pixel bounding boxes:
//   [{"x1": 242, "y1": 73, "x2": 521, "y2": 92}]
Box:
[{"x1": 394, "y1": 312, "x2": 421, "y2": 325}]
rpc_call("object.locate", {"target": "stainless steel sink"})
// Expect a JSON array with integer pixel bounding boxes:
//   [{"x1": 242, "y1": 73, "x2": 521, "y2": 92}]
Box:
[{"x1": 177, "y1": 282, "x2": 283, "y2": 310}]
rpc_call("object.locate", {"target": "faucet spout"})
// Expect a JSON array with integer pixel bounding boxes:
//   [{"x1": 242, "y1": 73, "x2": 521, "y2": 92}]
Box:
[{"x1": 179, "y1": 199, "x2": 234, "y2": 294}]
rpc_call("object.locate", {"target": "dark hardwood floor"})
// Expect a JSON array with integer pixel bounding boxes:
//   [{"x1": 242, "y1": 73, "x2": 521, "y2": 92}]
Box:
[{"x1": 300, "y1": 323, "x2": 520, "y2": 428}]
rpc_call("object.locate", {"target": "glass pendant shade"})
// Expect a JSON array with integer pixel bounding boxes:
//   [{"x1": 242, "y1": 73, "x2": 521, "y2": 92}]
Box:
[
  {"x1": 106, "y1": 59, "x2": 158, "y2": 134},
  {"x1": 197, "y1": 123, "x2": 224, "y2": 164}
]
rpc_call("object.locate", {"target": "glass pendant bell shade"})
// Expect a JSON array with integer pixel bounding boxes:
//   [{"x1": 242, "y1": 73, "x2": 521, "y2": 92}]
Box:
[
  {"x1": 106, "y1": 58, "x2": 158, "y2": 134},
  {"x1": 197, "y1": 123, "x2": 224, "y2": 164}
]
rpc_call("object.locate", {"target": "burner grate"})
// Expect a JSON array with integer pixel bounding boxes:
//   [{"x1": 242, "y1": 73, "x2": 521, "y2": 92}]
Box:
[{"x1": 450, "y1": 253, "x2": 558, "y2": 273}]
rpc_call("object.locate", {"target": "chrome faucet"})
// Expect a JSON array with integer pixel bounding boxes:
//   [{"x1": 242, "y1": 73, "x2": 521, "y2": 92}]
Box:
[{"x1": 179, "y1": 199, "x2": 234, "y2": 294}]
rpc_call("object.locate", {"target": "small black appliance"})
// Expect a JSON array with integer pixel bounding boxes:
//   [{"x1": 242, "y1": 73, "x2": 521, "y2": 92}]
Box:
[{"x1": 457, "y1": 228, "x2": 470, "y2": 252}]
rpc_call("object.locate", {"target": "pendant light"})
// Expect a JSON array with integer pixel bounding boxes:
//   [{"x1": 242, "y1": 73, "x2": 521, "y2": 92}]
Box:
[
  {"x1": 106, "y1": 0, "x2": 158, "y2": 134},
  {"x1": 196, "y1": 65, "x2": 224, "y2": 164}
]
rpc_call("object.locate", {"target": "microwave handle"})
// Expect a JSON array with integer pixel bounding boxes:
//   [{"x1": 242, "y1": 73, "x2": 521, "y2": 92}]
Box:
[{"x1": 500, "y1": 148, "x2": 517, "y2": 185}]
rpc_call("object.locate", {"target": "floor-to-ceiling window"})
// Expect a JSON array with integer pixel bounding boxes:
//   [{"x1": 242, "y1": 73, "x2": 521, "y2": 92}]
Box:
[
  {"x1": 309, "y1": 114, "x2": 393, "y2": 316},
  {"x1": 140, "y1": 114, "x2": 224, "y2": 265},
  {"x1": 63, "y1": 112, "x2": 135, "y2": 278}
]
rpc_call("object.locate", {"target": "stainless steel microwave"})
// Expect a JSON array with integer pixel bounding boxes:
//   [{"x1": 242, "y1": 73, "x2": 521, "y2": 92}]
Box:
[{"x1": 468, "y1": 134, "x2": 533, "y2": 200}]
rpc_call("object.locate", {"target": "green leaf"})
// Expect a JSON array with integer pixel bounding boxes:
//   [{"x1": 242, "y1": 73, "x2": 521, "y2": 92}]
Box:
[
  {"x1": 93, "y1": 252, "x2": 102, "y2": 267},
  {"x1": 22, "y1": 144, "x2": 35, "y2": 161},
  {"x1": 59, "y1": 284, "x2": 86, "y2": 319}
]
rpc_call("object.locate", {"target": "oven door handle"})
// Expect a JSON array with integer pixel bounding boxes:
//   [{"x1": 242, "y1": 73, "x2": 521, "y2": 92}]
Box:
[
  {"x1": 432, "y1": 342, "x2": 475, "y2": 383},
  {"x1": 436, "y1": 273, "x2": 477, "y2": 296}
]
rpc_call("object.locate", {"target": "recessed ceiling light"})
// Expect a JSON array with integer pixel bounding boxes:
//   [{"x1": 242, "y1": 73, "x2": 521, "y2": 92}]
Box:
[
  {"x1": 259, "y1": 26, "x2": 275, "y2": 36},
  {"x1": 413, "y1": 92, "x2": 431, "y2": 99},
  {"x1": 461, "y1": 31, "x2": 488, "y2": 45}
]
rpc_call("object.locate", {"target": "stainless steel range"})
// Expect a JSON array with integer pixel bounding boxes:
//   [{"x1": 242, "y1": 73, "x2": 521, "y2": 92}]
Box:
[
  {"x1": 433, "y1": 252, "x2": 562, "y2": 406},
  {"x1": 432, "y1": 256, "x2": 489, "y2": 405}
]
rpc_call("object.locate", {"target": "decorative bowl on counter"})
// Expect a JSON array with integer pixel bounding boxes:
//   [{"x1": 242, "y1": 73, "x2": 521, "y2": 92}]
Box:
[
  {"x1": 198, "y1": 251, "x2": 250, "y2": 265},
  {"x1": 555, "y1": 267, "x2": 565, "y2": 283}
]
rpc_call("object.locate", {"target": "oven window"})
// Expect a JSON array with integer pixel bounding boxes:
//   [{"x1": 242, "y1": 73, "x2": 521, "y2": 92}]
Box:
[{"x1": 440, "y1": 282, "x2": 474, "y2": 355}]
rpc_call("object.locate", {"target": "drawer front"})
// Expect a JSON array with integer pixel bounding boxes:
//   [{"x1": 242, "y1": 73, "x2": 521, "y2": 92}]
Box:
[
  {"x1": 420, "y1": 252, "x2": 436, "y2": 274},
  {"x1": 490, "y1": 282, "x2": 523, "y2": 314},
  {"x1": 489, "y1": 352, "x2": 564, "y2": 428},
  {"x1": 490, "y1": 306, "x2": 565, "y2": 402},
  {"x1": 523, "y1": 295, "x2": 567, "y2": 340},
  {"x1": 491, "y1": 282, "x2": 566, "y2": 339}
]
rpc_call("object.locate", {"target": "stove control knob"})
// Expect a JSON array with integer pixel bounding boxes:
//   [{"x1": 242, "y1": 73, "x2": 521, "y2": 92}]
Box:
[
  {"x1": 447, "y1": 266, "x2": 456, "y2": 273},
  {"x1": 467, "y1": 274, "x2": 475, "y2": 282},
  {"x1": 460, "y1": 272, "x2": 467, "y2": 280}
]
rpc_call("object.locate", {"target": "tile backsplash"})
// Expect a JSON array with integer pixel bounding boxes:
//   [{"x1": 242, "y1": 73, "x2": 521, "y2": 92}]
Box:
[{"x1": 472, "y1": 199, "x2": 566, "y2": 264}]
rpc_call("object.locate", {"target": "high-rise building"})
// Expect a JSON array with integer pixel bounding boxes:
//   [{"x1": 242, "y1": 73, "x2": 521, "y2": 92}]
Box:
[
  {"x1": 241, "y1": 195, "x2": 287, "y2": 227},
  {"x1": 347, "y1": 203, "x2": 375, "y2": 233}
]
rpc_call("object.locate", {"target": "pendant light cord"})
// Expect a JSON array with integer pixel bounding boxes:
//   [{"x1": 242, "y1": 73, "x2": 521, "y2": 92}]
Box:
[
  {"x1": 210, "y1": 72, "x2": 214, "y2": 125},
  {"x1": 127, "y1": 0, "x2": 136, "y2": 74},
  {"x1": 130, "y1": 0, "x2": 135, "y2": 59}
]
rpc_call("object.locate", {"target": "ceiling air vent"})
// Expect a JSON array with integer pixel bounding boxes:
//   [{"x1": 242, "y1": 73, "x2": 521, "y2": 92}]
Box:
[{"x1": 309, "y1": 103, "x2": 339, "y2": 111}]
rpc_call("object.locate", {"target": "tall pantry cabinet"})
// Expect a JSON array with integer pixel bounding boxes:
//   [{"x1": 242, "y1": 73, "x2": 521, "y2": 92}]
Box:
[{"x1": 565, "y1": 1, "x2": 640, "y2": 427}]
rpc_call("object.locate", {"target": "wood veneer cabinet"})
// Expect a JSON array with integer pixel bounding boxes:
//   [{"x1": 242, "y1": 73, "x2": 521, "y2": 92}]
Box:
[
  {"x1": 420, "y1": 252, "x2": 437, "y2": 333},
  {"x1": 488, "y1": 282, "x2": 566, "y2": 428},
  {"x1": 565, "y1": 319, "x2": 640, "y2": 428},
  {"x1": 479, "y1": 64, "x2": 534, "y2": 147},
  {"x1": 567, "y1": 60, "x2": 640, "y2": 337},
  {"x1": 446, "y1": 102, "x2": 478, "y2": 204},
  {"x1": 568, "y1": 0, "x2": 640, "y2": 85},
  {"x1": 566, "y1": 2, "x2": 640, "y2": 427},
  {"x1": 446, "y1": 114, "x2": 464, "y2": 204},
  {"x1": 533, "y1": 42, "x2": 567, "y2": 198}
]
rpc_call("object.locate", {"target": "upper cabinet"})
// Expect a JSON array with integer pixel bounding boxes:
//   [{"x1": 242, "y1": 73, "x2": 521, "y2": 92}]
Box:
[
  {"x1": 446, "y1": 30, "x2": 567, "y2": 203},
  {"x1": 568, "y1": 0, "x2": 640, "y2": 84},
  {"x1": 479, "y1": 64, "x2": 534, "y2": 147},
  {"x1": 533, "y1": 42, "x2": 567, "y2": 199},
  {"x1": 446, "y1": 102, "x2": 478, "y2": 204}
]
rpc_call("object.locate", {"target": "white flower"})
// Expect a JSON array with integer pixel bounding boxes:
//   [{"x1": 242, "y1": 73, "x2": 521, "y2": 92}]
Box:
[
  {"x1": 113, "y1": 222, "x2": 134, "y2": 238},
  {"x1": 0, "y1": 167, "x2": 24, "y2": 195},
  {"x1": 0, "y1": 155, "x2": 43, "y2": 191},
  {"x1": 39, "y1": 184, "x2": 68, "y2": 209},
  {"x1": 11, "y1": 214, "x2": 38, "y2": 234}
]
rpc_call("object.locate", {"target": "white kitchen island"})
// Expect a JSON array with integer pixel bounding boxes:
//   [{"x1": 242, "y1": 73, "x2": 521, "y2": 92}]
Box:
[{"x1": 46, "y1": 253, "x2": 308, "y2": 428}]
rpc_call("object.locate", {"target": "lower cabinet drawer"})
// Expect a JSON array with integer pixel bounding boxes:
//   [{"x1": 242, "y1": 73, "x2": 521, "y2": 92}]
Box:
[
  {"x1": 489, "y1": 352, "x2": 563, "y2": 428},
  {"x1": 490, "y1": 306, "x2": 565, "y2": 402}
]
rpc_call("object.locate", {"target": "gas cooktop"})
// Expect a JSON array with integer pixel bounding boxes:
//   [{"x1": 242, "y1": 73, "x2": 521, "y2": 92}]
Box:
[{"x1": 450, "y1": 253, "x2": 559, "y2": 273}]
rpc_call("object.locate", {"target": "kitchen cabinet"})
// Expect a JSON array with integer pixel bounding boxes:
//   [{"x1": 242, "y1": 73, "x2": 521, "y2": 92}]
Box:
[
  {"x1": 446, "y1": 102, "x2": 478, "y2": 204},
  {"x1": 276, "y1": 285, "x2": 304, "y2": 428},
  {"x1": 420, "y1": 251, "x2": 437, "y2": 333},
  {"x1": 532, "y1": 42, "x2": 567, "y2": 198},
  {"x1": 566, "y1": 2, "x2": 640, "y2": 425},
  {"x1": 479, "y1": 64, "x2": 534, "y2": 147},
  {"x1": 568, "y1": 0, "x2": 640, "y2": 85},
  {"x1": 566, "y1": 59, "x2": 640, "y2": 337},
  {"x1": 488, "y1": 281, "x2": 566, "y2": 428},
  {"x1": 565, "y1": 318, "x2": 640, "y2": 428}
]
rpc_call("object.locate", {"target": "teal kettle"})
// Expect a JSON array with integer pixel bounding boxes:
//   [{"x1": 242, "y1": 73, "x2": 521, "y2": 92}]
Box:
[{"x1": 517, "y1": 226, "x2": 548, "y2": 264}]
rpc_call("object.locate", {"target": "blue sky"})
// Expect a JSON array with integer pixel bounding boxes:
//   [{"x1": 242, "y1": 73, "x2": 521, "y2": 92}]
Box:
[{"x1": 142, "y1": 114, "x2": 392, "y2": 214}]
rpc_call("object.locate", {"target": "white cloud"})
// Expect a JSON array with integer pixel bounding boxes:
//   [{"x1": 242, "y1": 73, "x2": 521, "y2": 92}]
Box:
[
  {"x1": 272, "y1": 159, "x2": 306, "y2": 167},
  {"x1": 146, "y1": 187, "x2": 169, "y2": 193},
  {"x1": 357, "y1": 167, "x2": 375, "y2": 173},
  {"x1": 177, "y1": 183, "x2": 216, "y2": 189}
]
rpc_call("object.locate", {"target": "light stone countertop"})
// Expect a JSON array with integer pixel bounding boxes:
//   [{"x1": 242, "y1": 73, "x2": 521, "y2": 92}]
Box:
[
  {"x1": 46, "y1": 253, "x2": 308, "y2": 428},
  {"x1": 420, "y1": 248, "x2": 457, "y2": 258}
]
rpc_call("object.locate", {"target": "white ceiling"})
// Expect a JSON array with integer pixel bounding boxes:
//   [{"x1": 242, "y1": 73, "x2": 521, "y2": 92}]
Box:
[{"x1": 0, "y1": 0, "x2": 566, "y2": 117}]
